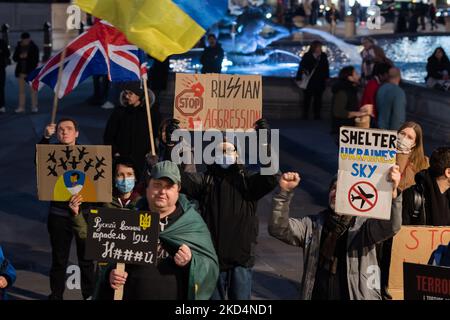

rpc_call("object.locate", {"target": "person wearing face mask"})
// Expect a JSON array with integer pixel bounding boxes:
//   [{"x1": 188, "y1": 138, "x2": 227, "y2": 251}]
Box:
[
  {"x1": 331, "y1": 66, "x2": 371, "y2": 135},
  {"x1": 378, "y1": 121, "x2": 429, "y2": 299},
  {"x1": 71, "y1": 156, "x2": 142, "y2": 299},
  {"x1": 179, "y1": 119, "x2": 280, "y2": 300},
  {"x1": 268, "y1": 167, "x2": 402, "y2": 300}
]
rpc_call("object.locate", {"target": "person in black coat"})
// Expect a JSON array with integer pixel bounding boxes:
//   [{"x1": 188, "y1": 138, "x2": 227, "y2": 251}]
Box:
[
  {"x1": 103, "y1": 81, "x2": 155, "y2": 175},
  {"x1": 425, "y1": 47, "x2": 450, "y2": 90},
  {"x1": 402, "y1": 147, "x2": 450, "y2": 226},
  {"x1": 296, "y1": 40, "x2": 330, "y2": 120},
  {"x1": 0, "y1": 38, "x2": 10, "y2": 113},
  {"x1": 12, "y1": 32, "x2": 39, "y2": 113},
  {"x1": 179, "y1": 119, "x2": 280, "y2": 300},
  {"x1": 200, "y1": 34, "x2": 224, "y2": 74}
]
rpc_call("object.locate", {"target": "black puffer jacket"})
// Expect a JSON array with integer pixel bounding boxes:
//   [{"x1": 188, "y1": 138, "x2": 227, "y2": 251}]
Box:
[
  {"x1": 181, "y1": 164, "x2": 279, "y2": 270},
  {"x1": 402, "y1": 169, "x2": 450, "y2": 226}
]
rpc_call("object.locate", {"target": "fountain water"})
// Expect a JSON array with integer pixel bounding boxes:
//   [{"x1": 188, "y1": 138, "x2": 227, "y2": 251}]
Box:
[{"x1": 297, "y1": 28, "x2": 362, "y2": 65}]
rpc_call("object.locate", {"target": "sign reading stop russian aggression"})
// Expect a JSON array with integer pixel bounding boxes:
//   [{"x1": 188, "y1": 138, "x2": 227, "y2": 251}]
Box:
[
  {"x1": 335, "y1": 127, "x2": 397, "y2": 220},
  {"x1": 173, "y1": 73, "x2": 262, "y2": 130},
  {"x1": 85, "y1": 208, "x2": 159, "y2": 266}
]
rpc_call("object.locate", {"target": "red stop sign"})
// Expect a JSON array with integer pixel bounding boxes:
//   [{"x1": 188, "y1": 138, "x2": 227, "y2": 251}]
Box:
[{"x1": 175, "y1": 89, "x2": 203, "y2": 117}]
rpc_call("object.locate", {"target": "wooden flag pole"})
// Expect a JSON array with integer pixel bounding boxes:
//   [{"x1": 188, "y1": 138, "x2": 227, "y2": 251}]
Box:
[
  {"x1": 143, "y1": 79, "x2": 156, "y2": 156},
  {"x1": 50, "y1": 46, "x2": 67, "y2": 124},
  {"x1": 113, "y1": 262, "x2": 125, "y2": 300}
]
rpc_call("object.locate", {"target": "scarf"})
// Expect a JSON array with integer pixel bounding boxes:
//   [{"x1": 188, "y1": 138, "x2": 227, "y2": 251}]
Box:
[{"x1": 319, "y1": 210, "x2": 354, "y2": 274}]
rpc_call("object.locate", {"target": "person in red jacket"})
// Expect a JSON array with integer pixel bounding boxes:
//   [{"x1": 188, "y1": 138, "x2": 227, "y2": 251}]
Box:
[{"x1": 359, "y1": 63, "x2": 391, "y2": 128}]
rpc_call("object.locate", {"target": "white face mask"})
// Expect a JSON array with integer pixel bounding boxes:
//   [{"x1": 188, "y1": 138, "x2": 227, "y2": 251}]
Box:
[{"x1": 397, "y1": 133, "x2": 416, "y2": 154}]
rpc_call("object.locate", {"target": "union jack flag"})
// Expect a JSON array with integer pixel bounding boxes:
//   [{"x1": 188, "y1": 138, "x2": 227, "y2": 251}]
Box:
[{"x1": 28, "y1": 20, "x2": 147, "y2": 99}]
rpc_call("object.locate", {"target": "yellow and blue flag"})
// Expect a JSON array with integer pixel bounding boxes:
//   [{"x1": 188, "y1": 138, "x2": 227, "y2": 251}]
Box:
[{"x1": 75, "y1": 0, "x2": 228, "y2": 61}]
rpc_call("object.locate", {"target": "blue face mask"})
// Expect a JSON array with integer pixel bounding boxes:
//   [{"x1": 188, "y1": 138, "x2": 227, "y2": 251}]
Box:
[{"x1": 115, "y1": 177, "x2": 135, "y2": 194}]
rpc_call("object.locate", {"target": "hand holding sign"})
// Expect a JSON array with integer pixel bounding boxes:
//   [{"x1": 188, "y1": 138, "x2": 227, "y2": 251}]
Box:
[
  {"x1": 68, "y1": 194, "x2": 83, "y2": 216},
  {"x1": 280, "y1": 172, "x2": 301, "y2": 192},
  {"x1": 388, "y1": 164, "x2": 401, "y2": 199},
  {"x1": 110, "y1": 268, "x2": 128, "y2": 290},
  {"x1": 44, "y1": 123, "x2": 56, "y2": 139},
  {"x1": 174, "y1": 244, "x2": 192, "y2": 267}
]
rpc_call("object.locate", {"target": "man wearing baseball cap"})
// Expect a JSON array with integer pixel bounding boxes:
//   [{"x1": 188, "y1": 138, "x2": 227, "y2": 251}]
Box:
[{"x1": 108, "y1": 161, "x2": 218, "y2": 300}]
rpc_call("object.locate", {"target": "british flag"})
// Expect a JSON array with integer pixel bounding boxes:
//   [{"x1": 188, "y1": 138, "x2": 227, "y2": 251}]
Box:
[{"x1": 28, "y1": 20, "x2": 147, "y2": 98}]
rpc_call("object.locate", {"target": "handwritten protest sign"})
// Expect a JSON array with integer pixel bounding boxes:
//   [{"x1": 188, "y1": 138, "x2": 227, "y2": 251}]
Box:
[
  {"x1": 85, "y1": 208, "x2": 159, "y2": 266},
  {"x1": 404, "y1": 263, "x2": 450, "y2": 300},
  {"x1": 36, "y1": 144, "x2": 112, "y2": 202},
  {"x1": 389, "y1": 226, "x2": 450, "y2": 300},
  {"x1": 173, "y1": 73, "x2": 262, "y2": 130},
  {"x1": 335, "y1": 127, "x2": 397, "y2": 220}
]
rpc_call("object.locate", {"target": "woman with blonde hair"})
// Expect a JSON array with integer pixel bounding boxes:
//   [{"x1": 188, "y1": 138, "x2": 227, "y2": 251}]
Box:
[
  {"x1": 379, "y1": 121, "x2": 429, "y2": 300},
  {"x1": 396, "y1": 121, "x2": 429, "y2": 191}
]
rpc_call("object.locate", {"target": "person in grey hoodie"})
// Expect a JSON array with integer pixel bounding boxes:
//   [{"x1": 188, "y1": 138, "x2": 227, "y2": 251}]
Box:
[{"x1": 268, "y1": 166, "x2": 402, "y2": 300}]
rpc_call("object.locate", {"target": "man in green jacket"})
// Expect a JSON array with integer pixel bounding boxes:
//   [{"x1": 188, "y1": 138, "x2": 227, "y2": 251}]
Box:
[{"x1": 109, "y1": 161, "x2": 219, "y2": 300}]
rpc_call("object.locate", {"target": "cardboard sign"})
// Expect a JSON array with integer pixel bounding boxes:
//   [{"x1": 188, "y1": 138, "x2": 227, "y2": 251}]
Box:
[
  {"x1": 85, "y1": 207, "x2": 159, "y2": 266},
  {"x1": 404, "y1": 263, "x2": 450, "y2": 300},
  {"x1": 173, "y1": 73, "x2": 262, "y2": 130},
  {"x1": 335, "y1": 127, "x2": 397, "y2": 220},
  {"x1": 389, "y1": 226, "x2": 450, "y2": 300},
  {"x1": 36, "y1": 144, "x2": 112, "y2": 202}
]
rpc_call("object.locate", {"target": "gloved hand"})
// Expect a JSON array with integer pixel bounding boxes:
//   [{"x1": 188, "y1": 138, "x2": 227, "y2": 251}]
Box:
[
  {"x1": 163, "y1": 118, "x2": 180, "y2": 146},
  {"x1": 253, "y1": 118, "x2": 270, "y2": 131},
  {"x1": 253, "y1": 118, "x2": 271, "y2": 147}
]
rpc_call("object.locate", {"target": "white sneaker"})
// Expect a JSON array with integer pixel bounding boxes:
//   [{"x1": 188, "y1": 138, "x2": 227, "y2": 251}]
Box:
[
  {"x1": 0, "y1": 107, "x2": 5, "y2": 113},
  {"x1": 31, "y1": 107, "x2": 39, "y2": 113},
  {"x1": 101, "y1": 101, "x2": 115, "y2": 109}
]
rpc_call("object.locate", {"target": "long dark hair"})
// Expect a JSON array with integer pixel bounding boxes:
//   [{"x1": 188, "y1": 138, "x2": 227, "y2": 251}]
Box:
[
  {"x1": 429, "y1": 47, "x2": 450, "y2": 64},
  {"x1": 338, "y1": 66, "x2": 355, "y2": 81}
]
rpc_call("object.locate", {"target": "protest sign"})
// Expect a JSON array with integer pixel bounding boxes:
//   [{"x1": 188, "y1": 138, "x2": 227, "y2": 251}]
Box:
[
  {"x1": 404, "y1": 262, "x2": 450, "y2": 300},
  {"x1": 36, "y1": 144, "x2": 112, "y2": 202},
  {"x1": 335, "y1": 127, "x2": 397, "y2": 220},
  {"x1": 173, "y1": 73, "x2": 262, "y2": 130},
  {"x1": 389, "y1": 226, "x2": 450, "y2": 299},
  {"x1": 85, "y1": 207, "x2": 159, "y2": 266}
]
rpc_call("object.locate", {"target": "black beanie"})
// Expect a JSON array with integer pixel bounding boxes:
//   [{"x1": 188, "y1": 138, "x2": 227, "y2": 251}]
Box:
[{"x1": 122, "y1": 81, "x2": 144, "y2": 97}]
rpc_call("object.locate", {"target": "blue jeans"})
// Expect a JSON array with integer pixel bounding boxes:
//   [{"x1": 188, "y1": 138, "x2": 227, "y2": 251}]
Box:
[{"x1": 211, "y1": 266, "x2": 252, "y2": 300}]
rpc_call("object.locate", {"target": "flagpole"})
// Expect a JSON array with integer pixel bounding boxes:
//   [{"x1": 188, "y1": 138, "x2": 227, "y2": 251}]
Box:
[
  {"x1": 50, "y1": 46, "x2": 68, "y2": 124},
  {"x1": 143, "y1": 79, "x2": 156, "y2": 156}
]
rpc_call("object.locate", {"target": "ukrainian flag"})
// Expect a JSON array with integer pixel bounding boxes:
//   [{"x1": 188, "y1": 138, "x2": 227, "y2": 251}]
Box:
[{"x1": 75, "y1": 0, "x2": 228, "y2": 61}]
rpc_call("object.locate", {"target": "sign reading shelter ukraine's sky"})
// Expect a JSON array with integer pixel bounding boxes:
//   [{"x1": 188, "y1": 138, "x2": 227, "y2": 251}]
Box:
[{"x1": 336, "y1": 127, "x2": 397, "y2": 220}]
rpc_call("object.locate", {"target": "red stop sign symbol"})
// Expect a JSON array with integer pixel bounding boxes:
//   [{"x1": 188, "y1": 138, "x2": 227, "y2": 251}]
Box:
[
  {"x1": 175, "y1": 89, "x2": 203, "y2": 117},
  {"x1": 348, "y1": 181, "x2": 378, "y2": 212}
]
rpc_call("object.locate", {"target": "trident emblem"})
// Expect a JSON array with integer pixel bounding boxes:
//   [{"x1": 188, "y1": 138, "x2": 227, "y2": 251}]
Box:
[{"x1": 139, "y1": 213, "x2": 151, "y2": 230}]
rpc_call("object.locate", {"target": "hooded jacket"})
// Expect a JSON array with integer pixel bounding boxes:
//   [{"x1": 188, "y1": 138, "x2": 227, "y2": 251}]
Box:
[
  {"x1": 181, "y1": 164, "x2": 279, "y2": 270},
  {"x1": 269, "y1": 189, "x2": 403, "y2": 300}
]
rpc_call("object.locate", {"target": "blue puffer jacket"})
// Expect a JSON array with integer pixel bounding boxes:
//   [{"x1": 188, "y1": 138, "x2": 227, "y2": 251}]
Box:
[{"x1": 0, "y1": 246, "x2": 16, "y2": 300}]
